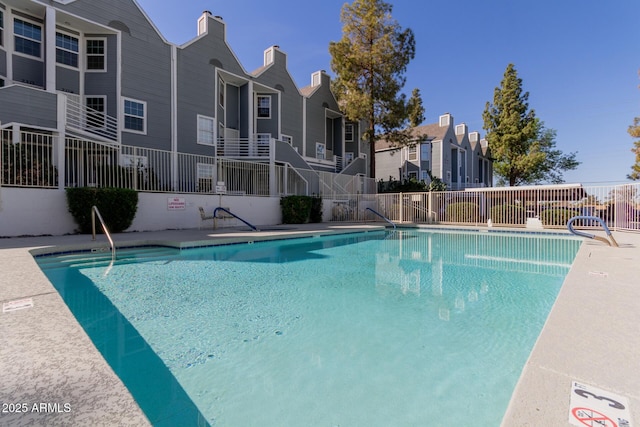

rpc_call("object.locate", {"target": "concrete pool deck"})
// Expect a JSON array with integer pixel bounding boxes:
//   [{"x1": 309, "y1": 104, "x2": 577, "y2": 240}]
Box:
[{"x1": 0, "y1": 223, "x2": 638, "y2": 426}]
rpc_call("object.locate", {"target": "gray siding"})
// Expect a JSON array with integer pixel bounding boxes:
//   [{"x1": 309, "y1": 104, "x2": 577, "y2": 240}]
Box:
[
  {"x1": 56, "y1": 67, "x2": 80, "y2": 94},
  {"x1": 0, "y1": 86, "x2": 57, "y2": 128},
  {"x1": 59, "y1": 0, "x2": 173, "y2": 151},
  {"x1": 84, "y1": 34, "x2": 118, "y2": 119},
  {"x1": 275, "y1": 140, "x2": 310, "y2": 169},
  {"x1": 255, "y1": 92, "x2": 279, "y2": 136},
  {"x1": 253, "y1": 50, "x2": 304, "y2": 151},
  {"x1": 13, "y1": 56, "x2": 44, "y2": 87},
  {"x1": 177, "y1": 16, "x2": 246, "y2": 154}
]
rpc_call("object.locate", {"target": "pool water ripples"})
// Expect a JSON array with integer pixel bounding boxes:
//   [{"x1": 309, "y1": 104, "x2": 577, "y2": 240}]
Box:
[{"x1": 37, "y1": 230, "x2": 581, "y2": 426}]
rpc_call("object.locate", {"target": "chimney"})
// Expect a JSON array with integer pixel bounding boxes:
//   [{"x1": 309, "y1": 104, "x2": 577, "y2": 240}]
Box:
[
  {"x1": 439, "y1": 113, "x2": 452, "y2": 127},
  {"x1": 469, "y1": 131, "x2": 479, "y2": 143},
  {"x1": 455, "y1": 123, "x2": 467, "y2": 136},
  {"x1": 197, "y1": 11, "x2": 212, "y2": 36}
]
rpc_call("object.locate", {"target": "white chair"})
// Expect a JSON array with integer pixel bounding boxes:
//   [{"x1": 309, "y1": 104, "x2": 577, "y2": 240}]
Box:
[{"x1": 198, "y1": 207, "x2": 215, "y2": 229}]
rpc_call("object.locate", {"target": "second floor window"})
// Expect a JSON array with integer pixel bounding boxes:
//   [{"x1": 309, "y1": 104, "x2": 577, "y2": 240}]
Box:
[
  {"x1": 257, "y1": 95, "x2": 271, "y2": 118},
  {"x1": 197, "y1": 115, "x2": 215, "y2": 146},
  {"x1": 86, "y1": 38, "x2": 106, "y2": 71},
  {"x1": 56, "y1": 32, "x2": 79, "y2": 67},
  {"x1": 345, "y1": 123, "x2": 354, "y2": 142},
  {"x1": 408, "y1": 145, "x2": 417, "y2": 161},
  {"x1": 420, "y1": 143, "x2": 430, "y2": 161},
  {"x1": 14, "y1": 18, "x2": 41, "y2": 58},
  {"x1": 124, "y1": 98, "x2": 146, "y2": 133}
]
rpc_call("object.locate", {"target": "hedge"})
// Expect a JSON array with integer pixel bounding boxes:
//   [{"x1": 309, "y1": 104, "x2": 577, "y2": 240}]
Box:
[
  {"x1": 490, "y1": 204, "x2": 526, "y2": 225},
  {"x1": 445, "y1": 202, "x2": 480, "y2": 223},
  {"x1": 66, "y1": 187, "x2": 138, "y2": 233}
]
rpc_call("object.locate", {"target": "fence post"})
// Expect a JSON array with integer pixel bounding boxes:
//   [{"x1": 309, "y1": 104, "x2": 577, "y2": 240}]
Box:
[
  {"x1": 56, "y1": 94, "x2": 67, "y2": 190},
  {"x1": 399, "y1": 192, "x2": 403, "y2": 224},
  {"x1": 269, "y1": 138, "x2": 277, "y2": 196}
]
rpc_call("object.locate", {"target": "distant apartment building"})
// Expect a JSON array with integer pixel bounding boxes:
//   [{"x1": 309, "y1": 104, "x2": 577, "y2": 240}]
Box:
[{"x1": 375, "y1": 113, "x2": 493, "y2": 190}]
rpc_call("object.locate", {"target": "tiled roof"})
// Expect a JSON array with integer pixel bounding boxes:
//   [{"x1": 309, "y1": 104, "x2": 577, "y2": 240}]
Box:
[
  {"x1": 374, "y1": 122, "x2": 445, "y2": 152},
  {"x1": 300, "y1": 85, "x2": 317, "y2": 97}
]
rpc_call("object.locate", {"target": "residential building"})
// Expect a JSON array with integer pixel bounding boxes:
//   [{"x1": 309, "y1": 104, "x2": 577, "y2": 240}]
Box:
[
  {"x1": 375, "y1": 113, "x2": 493, "y2": 190},
  {"x1": 0, "y1": 1, "x2": 372, "y2": 196}
]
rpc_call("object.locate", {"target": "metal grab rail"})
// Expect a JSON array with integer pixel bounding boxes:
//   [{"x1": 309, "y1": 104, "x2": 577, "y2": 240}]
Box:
[
  {"x1": 213, "y1": 207, "x2": 259, "y2": 231},
  {"x1": 567, "y1": 216, "x2": 618, "y2": 247},
  {"x1": 92, "y1": 206, "x2": 116, "y2": 259},
  {"x1": 366, "y1": 207, "x2": 396, "y2": 229}
]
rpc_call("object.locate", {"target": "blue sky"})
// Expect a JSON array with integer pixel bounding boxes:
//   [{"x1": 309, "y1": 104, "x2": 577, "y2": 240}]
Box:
[{"x1": 136, "y1": 0, "x2": 640, "y2": 185}]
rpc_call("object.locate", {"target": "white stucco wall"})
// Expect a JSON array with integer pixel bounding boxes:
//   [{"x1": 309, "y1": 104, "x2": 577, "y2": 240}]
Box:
[{"x1": 0, "y1": 187, "x2": 283, "y2": 237}]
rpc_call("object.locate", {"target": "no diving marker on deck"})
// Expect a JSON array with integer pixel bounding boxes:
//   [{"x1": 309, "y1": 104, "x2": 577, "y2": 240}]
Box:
[{"x1": 570, "y1": 381, "x2": 632, "y2": 427}]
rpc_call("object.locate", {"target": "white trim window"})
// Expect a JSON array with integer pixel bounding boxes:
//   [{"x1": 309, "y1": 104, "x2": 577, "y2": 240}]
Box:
[
  {"x1": 85, "y1": 96, "x2": 106, "y2": 129},
  {"x1": 408, "y1": 145, "x2": 417, "y2": 161},
  {"x1": 56, "y1": 31, "x2": 79, "y2": 68},
  {"x1": 345, "y1": 123, "x2": 354, "y2": 142},
  {"x1": 345, "y1": 152, "x2": 354, "y2": 165},
  {"x1": 256, "y1": 95, "x2": 271, "y2": 119},
  {"x1": 86, "y1": 38, "x2": 106, "y2": 71},
  {"x1": 316, "y1": 142, "x2": 326, "y2": 160},
  {"x1": 123, "y1": 98, "x2": 146, "y2": 134},
  {"x1": 197, "y1": 115, "x2": 215, "y2": 146},
  {"x1": 420, "y1": 143, "x2": 430, "y2": 162},
  {"x1": 281, "y1": 135, "x2": 292, "y2": 145},
  {"x1": 14, "y1": 18, "x2": 42, "y2": 58},
  {"x1": 197, "y1": 163, "x2": 215, "y2": 192}
]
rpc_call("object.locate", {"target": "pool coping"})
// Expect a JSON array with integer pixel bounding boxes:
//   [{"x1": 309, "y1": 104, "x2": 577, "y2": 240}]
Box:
[{"x1": 1, "y1": 223, "x2": 638, "y2": 426}]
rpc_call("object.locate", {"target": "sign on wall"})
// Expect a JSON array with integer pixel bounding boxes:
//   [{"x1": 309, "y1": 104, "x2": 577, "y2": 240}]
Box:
[{"x1": 167, "y1": 197, "x2": 186, "y2": 210}]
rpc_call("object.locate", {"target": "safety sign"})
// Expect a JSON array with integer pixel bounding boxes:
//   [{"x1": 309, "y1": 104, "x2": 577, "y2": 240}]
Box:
[{"x1": 569, "y1": 381, "x2": 632, "y2": 427}]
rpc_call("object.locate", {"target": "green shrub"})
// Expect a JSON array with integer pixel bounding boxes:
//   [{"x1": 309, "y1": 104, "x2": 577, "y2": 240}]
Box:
[
  {"x1": 66, "y1": 187, "x2": 138, "y2": 233},
  {"x1": 445, "y1": 202, "x2": 480, "y2": 223},
  {"x1": 539, "y1": 208, "x2": 577, "y2": 227},
  {"x1": 490, "y1": 204, "x2": 526, "y2": 225},
  {"x1": 280, "y1": 195, "x2": 313, "y2": 224}
]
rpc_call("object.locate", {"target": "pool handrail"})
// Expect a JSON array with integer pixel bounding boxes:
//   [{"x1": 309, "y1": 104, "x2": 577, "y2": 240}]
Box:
[
  {"x1": 91, "y1": 205, "x2": 116, "y2": 260},
  {"x1": 567, "y1": 215, "x2": 618, "y2": 247},
  {"x1": 365, "y1": 207, "x2": 396, "y2": 229},
  {"x1": 213, "y1": 207, "x2": 259, "y2": 231}
]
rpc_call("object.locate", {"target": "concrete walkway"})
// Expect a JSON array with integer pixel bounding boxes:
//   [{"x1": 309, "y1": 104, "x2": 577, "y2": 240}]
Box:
[{"x1": 0, "y1": 224, "x2": 638, "y2": 426}]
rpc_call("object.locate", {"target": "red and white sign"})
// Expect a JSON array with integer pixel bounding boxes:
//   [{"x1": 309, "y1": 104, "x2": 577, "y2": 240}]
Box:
[
  {"x1": 167, "y1": 197, "x2": 186, "y2": 210},
  {"x1": 569, "y1": 381, "x2": 632, "y2": 427}
]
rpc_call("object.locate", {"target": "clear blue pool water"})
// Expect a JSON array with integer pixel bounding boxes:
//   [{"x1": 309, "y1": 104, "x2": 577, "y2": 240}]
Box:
[{"x1": 36, "y1": 229, "x2": 581, "y2": 426}]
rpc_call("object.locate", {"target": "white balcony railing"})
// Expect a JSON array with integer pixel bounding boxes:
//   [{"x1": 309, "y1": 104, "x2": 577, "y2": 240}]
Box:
[
  {"x1": 64, "y1": 94, "x2": 119, "y2": 143},
  {"x1": 216, "y1": 137, "x2": 271, "y2": 158}
]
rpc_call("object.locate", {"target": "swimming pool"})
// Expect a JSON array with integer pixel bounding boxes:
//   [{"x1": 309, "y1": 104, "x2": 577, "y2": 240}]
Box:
[{"x1": 36, "y1": 229, "x2": 581, "y2": 426}]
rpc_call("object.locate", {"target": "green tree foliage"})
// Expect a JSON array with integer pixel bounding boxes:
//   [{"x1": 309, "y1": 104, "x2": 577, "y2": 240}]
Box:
[
  {"x1": 627, "y1": 117, "x2": 640, "y2": 180},
  {"x1": 627, "y1": 71, "x2": 640, "y2": 181},
  {"x1": 483, "y1": 64, "x2": 579, "y2": 186},
  {"x1": 329, "y1": 0, "x2": 421, "y2": 179}
]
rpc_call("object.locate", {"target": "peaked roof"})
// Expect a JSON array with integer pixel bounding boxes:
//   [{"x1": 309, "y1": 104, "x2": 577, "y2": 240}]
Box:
[{"x1": 375, "y1": 122, "x2": 448, "y2": 152}]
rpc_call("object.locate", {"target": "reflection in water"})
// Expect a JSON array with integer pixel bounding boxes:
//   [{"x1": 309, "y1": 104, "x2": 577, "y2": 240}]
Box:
[
  {"x1": 37, "y1": 229, "x2": 581, "y2": 426},
  {"x1": 375, "y1": 230, "x2": 581, "y2": 320}
]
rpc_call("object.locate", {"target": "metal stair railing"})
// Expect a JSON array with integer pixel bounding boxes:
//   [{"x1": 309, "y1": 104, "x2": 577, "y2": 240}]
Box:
[{"x1": 92, "y1": 206, "x2": 116, "y2": 259}]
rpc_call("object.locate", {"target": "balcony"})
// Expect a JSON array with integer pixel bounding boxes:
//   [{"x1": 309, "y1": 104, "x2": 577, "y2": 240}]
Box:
[
  {"x1": 216, "y1": 136, "x2": 272, "y2": 159},
  {"x1": 64, "y1": 94, "x2": 119, "y2": 143}
]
